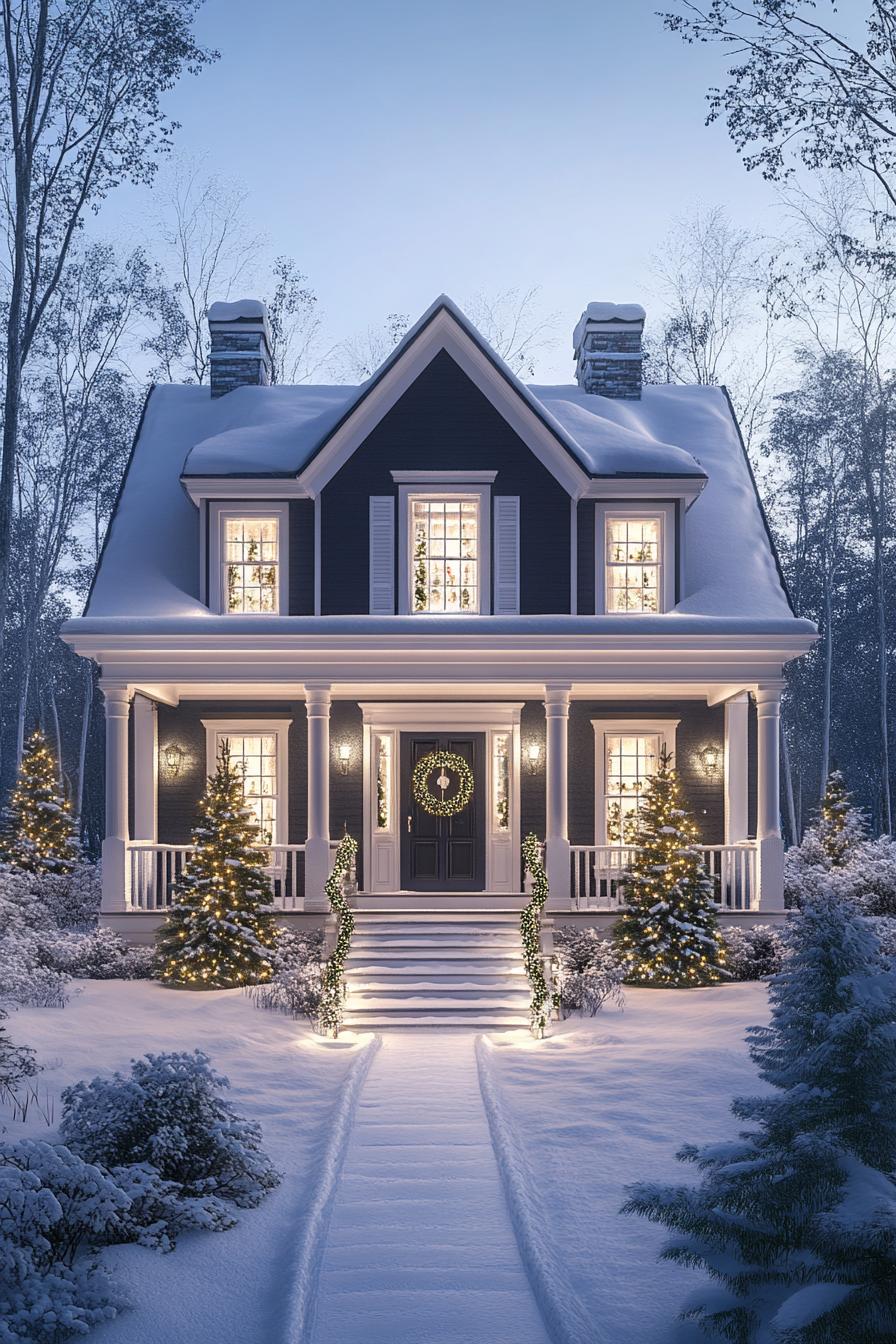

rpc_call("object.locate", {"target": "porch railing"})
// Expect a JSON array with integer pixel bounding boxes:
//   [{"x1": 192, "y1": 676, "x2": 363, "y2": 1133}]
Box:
[
  {"x1": 570, "y1": 842, "x2": 759, "y2": 912},
  {"x1": 126, "y1": 841, "x2": 340, "y2": 912}
]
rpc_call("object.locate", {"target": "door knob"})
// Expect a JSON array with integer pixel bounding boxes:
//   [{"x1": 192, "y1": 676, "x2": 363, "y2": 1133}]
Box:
[{"x1": 406, "y1": 815, "x2": 412, "y2": 833}]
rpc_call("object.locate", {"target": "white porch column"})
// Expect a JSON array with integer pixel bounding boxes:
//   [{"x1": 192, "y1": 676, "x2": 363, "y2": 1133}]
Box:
[
  {"x1": 101, "y1": 684, "x2": 132, "y2": 913},
  {"x1": 304, "y1": 683, "x2": 332, "y2": 912},
  {"x1": 723, "y1": 692, "x2": 749, "y2": 844},
  {"x1": 756, "y1": 683, "x2": 784, "y2": 911},
  {"x1": 544, "y1": 683, "x2": 571, "y2": 911},
  {"x1": 132, "y1": 695, "x2": 158, "y2": 842}
]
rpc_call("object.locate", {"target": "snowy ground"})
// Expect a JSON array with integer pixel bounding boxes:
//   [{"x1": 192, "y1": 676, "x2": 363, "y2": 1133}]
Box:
[{"x1": 6, "y1": 980, "x2": 770, "y2": 1344}]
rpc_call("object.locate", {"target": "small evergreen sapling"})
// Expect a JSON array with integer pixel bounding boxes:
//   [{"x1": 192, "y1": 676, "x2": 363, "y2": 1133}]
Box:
[
  {"x1": 1, "y1": 730, "x2": 78, "y2": 874},
  {"x1": 156, "y1": 745, "x2": 279, "y2": 988},
  {"x1": 815, "y1": 770, "x2": 867, "y2": 867},
  {"x1": 612, "y1": 747, "x2": 727, "y2": 986},
  {"x1": 623, "y1": 893, "x2": 896, "y2": 1342}
]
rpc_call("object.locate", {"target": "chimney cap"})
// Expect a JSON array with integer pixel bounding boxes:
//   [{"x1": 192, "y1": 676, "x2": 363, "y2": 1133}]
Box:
[
  {"x1": 573, "y1": 302, "x2": 645, "y2": 353},
  {"x1": 208, "y1": 298, "x2": 269, "y2": 324}
]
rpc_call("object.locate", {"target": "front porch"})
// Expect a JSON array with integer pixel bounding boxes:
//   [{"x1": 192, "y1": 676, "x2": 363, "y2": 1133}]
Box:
[{"x1": 97, "y1": 676, "x2": 787, "y2": 937}]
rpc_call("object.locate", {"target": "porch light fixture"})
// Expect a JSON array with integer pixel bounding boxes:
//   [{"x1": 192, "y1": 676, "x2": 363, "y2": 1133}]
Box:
[
  {"x1": 699, "y1": 744, "x2": 721, "y2": 777},
  {"x1": 162, "y1": 742, "x2": 185, "y2": 778},
  {"x1": 526, "y1": 742, "x2": 542, "y2": 774},
  {"x1": 337, "y1": 743, "x2": 352, "y2": 775}
]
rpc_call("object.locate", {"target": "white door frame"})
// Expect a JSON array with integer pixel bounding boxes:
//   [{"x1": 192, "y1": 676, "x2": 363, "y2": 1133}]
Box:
[{"x1": 359, "y1": 702, "x2": 523, "y2": 893}]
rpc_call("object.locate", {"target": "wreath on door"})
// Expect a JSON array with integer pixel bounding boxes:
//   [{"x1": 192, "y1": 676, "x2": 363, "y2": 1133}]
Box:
[{"x1": 411, "y1": 750, "x2": 474, "y2": 818}]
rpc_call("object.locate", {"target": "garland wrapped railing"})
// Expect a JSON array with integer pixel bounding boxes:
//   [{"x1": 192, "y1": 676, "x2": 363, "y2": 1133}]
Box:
[
  {"x1": 317, "y1": 833, "x2": 358, "y2": 1037},
  {"x1": 520, "y1": 832, "x2": 551, "y2": 1038}
]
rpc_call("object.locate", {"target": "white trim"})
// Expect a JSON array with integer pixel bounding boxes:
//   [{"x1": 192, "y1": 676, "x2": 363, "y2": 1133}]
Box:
[
  {"x1": 208, "y1": 501, "x2": 290, "y2": 616},
  {"x1": 724, "y1": 692, "x2": 750, "y2": 843},
  {"x1": 358, "y1": 701, "x2": 523, "y2": 894},
  {"x1": 184, "y1": 478, "x2": 310, "y2": 505},
  {"x1": 595, "y1": 502, "x2": 677, "y2": 615},
  {"x1": 591, "y1": 717, "x2": 679, "y2": 845},
  {"x1": 201, "y1": 717, "x2": 291, "y2": 846},
  {"x1": 198, "y1": 501, "x2": 207, "y2": 604},
  {"x1": 397, "y1": 486, "x2": 491, "y2": 615},
  {"x1": 132, "y1": 694, "x2": 158, "y2": 842},
  {"x1": 391, "y1": 470, "x2": 497, "y2": 484},
  {"x1": 582, "y1": 477, "x2": 703, "y2": 507}
]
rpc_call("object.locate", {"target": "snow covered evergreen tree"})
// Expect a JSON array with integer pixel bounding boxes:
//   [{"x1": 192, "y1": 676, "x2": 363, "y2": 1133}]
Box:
[
  {"x1": 815, "y1": 770, "x2": 867, "y2": 867},
  {"x1": 623, "y1": 892, "x2": 896, "y2": 1342},
  {"x1": 1, "y1": 729, "x2": 78, "y2": 874},
  {"x1": 156, "y1": 745, "x2": 279, "y2": 988},
  {"x1": 612, "y1": 747, "x2": 727, "y2": 986}
]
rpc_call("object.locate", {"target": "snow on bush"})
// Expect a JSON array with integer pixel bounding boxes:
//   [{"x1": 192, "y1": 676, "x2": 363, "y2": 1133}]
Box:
[
  {"x1": 60, "y1": 1051, "x2": 281, "y2": 1249},
  {"x1": 250, "y1": 926, "x2": 325, "y2": 1022},
  {"x1": 52, "y1": 928, "x2": 154, "y2": 981},
  {"x1": 0, "y1": 1011, "x2": 37, "y2": 1121},
  {"x1": 785, "y1": 832, "x2": 896, "y2": 917},
  {"x1": 553, "y1": 925, "x2": 625, "y2": 1016},
  {"x1": 38, "y1": 862, "x2": 102, "y2": 931},
  {"x1": 0, "y1": 1138, "x2": 128, "y2": 1343},
  {"x1": 721, "y1": 923, "x2": 785, "y2": 981}
]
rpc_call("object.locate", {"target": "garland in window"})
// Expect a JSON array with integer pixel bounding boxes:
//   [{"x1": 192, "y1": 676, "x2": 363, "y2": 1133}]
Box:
[
  {"x1": 317, "y1": 832, "x2": 358, "y2": 1037},
  {"x1": 411, "y1": 750, "x2": 474, "y2": 818}
]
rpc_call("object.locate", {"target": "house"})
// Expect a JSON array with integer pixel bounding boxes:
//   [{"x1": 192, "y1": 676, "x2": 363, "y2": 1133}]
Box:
[{"x1": 62, "y1": 296, "x2": 816, "y2": 1025}]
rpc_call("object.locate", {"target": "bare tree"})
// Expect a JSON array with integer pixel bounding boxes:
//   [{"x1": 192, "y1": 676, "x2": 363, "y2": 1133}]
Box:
[
  {"x1": 266, "y1": 255, "x2": 328, "y2": 385},
  {"x1": 335, "y1": 312, "x2": 410, "y2": 382},
  {"x1": 463, "y1": 286, "x2": 557, "y2": 378},
  {"x1": 0, "y1": 0, "x2": 215, "y2": 677}
]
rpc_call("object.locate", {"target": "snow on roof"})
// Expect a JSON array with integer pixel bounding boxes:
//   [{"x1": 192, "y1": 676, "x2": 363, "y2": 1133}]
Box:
[{"x1": 572, "y1": 302, "x2": 645, "y2": 351}]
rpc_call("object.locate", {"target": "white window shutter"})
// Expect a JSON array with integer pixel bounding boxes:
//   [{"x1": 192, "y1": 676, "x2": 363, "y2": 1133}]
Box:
[
  {"x1": 493, "y1": 496, "x2": 520, "y2": 614},
  {"x1": 369, "y1": 496, "x2": 395, "y2": 614}
]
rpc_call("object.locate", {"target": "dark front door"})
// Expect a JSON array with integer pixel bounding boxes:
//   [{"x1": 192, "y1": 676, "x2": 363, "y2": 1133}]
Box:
[{"x1": 400, "y1": 733, "x2": 486, "y2": 891}]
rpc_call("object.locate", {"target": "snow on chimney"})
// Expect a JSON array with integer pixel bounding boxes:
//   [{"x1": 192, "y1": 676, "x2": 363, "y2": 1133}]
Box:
[
  {"x1": 573, "y1": 302, "x2": 645, "y2": 400},
  {"x1": 208, "y1": 299, "x2": 272, "y2": 398}
]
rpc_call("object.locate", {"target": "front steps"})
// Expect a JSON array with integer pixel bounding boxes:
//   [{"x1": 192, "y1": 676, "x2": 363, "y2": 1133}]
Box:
[{"x1": 341, "y1": 903, "x2": 531, "y2": 1029}]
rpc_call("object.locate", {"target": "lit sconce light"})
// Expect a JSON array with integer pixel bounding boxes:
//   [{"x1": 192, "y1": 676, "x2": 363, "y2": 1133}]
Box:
[
  {"x1": 699, "y1": 744, "x2": 721, "y2": 777},
  {"x1": 337, "y1": 742, "x2": 352, "y2": 775},
  {"x1": 526, "y1": 742, "x2": 542, "y2": 774},
  {"x1": 162, "y1": 742, "x2": 185, "y2": 778}
]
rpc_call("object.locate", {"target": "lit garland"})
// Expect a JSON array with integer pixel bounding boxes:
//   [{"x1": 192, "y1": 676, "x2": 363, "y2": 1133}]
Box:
[
  {"x1": 1, "y1": 729, "x2": 78, "y2": 873},
  {"x1": 317, "y1": 832, "x2": 359, "y2": 1037},
  {"x1": 520, "y1": 832, "x2": 551, "y2": 1037},
  {"x1": 411, "y1": 750, "x2": 474, "y2": 819},
  {"x1": 612, "y1": 747, "x2": 727, "y2": 988},
  {"x1": 155, "y1": 744, "x2": 279, "y2": 989}
]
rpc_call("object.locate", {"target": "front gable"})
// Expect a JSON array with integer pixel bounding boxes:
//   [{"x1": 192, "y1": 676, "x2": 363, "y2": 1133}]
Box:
[{"x1": 320, "y1": 349, "x2": 573, "y2": 615}]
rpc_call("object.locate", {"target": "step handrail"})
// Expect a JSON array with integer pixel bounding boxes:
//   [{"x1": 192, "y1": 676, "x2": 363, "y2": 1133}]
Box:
[
  {"x1": 521, "y1": 833, "x2": 551, "y2": 1039},
  {"x1": 317, "y1": 833, "x2": 359, "y2": 1038}
]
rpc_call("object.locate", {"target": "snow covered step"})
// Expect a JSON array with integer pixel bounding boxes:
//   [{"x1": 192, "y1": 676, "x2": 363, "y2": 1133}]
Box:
[
  {"x1": 351, "y1": 894, "x2": 526, "y2": 912},
  {"x1": 340, "y1": 1016, "x2": 530, "y2": 1029},
  {"x1": 348, "y1": 984, "x2": 530, "y2": 1001},
  {"x1": 345, "y1": 964, "x2": 527, "y2": 982}
]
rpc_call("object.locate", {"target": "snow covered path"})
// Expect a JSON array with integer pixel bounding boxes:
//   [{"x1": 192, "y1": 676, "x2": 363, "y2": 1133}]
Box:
[{"x1": 308, "y1": 1031, "x2": 551, "y2": 1344}]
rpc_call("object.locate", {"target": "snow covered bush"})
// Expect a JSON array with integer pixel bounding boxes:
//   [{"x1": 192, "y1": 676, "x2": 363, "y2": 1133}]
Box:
[
  {"x1": 553, "y1": 926, "x2": 625, "y2": 1016},
  {"x1": 38, "y1": 862, "x2": 102, "y2": 931},
  {"x1": 250, "y1": 926, "x2": 325, "y2": 1022},
  {"x1": 0, "y1": 1012, "x2": 37, "y2": 1121},
  {"x1": 785, "y1": 832, "x2": 896, "y2": 917},
  {"x1": 0, "y1": 1138, "x2": 128, "y2": 1342},
  {"x1": 60, "y1": 1051, "x2": 280, "y2": 1248},
  {"x1": 721, "y1": 923, "x2": 785, "y2": 981},
  {"x1": 52, "y1": 928, "x2": 154, "y2": 981},
  {"x1": 0, "y1": 867, "x2": 71, "y2": 1007},
  {"x1": 623, "y1": 891, "x2": 896, "y2": 1342}
]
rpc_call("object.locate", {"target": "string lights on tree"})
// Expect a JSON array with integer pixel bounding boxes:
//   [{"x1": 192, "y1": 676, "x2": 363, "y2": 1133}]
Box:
[
  {"x1": 1, "y1": 729, "x2": 78, "y2": 873},
  {"x1": 613, "y1": 747, "x2": 727, "y2": 987},
  {"x1": 156, "y1": 744, "x2": 279, "y2": 989},
  {"x1": 816, "y1": 769, "x2": 867, "y2": 867}
]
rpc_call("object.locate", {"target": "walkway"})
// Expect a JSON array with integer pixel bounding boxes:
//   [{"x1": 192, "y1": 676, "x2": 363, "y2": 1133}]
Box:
[{"x1": 309, "y1": 1032, "x2": 551, "y2": 1344}]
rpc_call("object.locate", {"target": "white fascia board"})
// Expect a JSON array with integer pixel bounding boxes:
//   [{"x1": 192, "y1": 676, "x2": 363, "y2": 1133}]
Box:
[
  {"x1": 298, "y1": 308, "x2": 590, "y2": 499},
  {"x1": 182, "y1": 477, "x2": 310, "y2": 505},
  {"x1": 582, "y1": 477, "x2": 705, "y2": 509}
]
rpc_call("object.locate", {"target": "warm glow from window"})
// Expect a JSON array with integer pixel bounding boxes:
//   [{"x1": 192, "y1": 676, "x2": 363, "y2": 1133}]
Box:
[
  {"x1": 411, "y1": 498, "x2": 479, "y2": 613},
  {"x1": 219, "y1": 733, "x2": 277, "y2": 845},
  {"x1": 225, "y1": 517, "x2": 279, "y2": 613},
  {"x1": 493, "y1": 733, "x2": 510, "y2": 832},
  {"x1": 606, "y1": 517, "x2": 661, "y2": 613},
  {"x1": 605, "y1": 734, "x2": 658, "y2": 843},
  {"x1": 375, "y1": 734, "x2": 392, "y2": 831}
]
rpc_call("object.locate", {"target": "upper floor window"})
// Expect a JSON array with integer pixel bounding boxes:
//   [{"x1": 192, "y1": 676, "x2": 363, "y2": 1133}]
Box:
[
  {"x1": 208, "y1": 502, "x2": 289, "y2": 615},
  {"x1": 595, "y1": 503, "x2": 676, "y2": 615},
  {"x1": 411, "y1": 497, "x2": 480, "y2": 613}
]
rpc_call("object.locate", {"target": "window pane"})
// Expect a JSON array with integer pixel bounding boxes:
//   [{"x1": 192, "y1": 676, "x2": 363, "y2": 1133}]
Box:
[
  {"x1": 224, "y1": 517, "x2": 280, "y2": 614},
  {"x1": 219, "y1": 731, "x2": 278, "y2": 845},
  {"x1": 493, "y1": 733, "x2": 510, "y2": 832},
  {"x1": 411, "y1": 498, "x2": 479, "y2": 613},
  {"x1": 605, "y1": 733, "x2": 660, "y2": 843},
  {"x1": 604, "y1": 516, "x2": 662, "y2": 613}
]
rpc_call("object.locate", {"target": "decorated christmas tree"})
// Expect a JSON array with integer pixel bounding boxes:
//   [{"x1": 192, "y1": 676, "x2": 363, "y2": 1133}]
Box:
[
  {"x1": 1, "y1": 729, "x2": 78, "y2": 873},
  {"x1": 815, "y1": 768, "x2": 867, "y2": 867},
  {"x1": 156, "y1": 745, "x2": 279, "y2": 988},
  {"x1": 613, "y1": 747, "x2": 726, "y2": 986}
]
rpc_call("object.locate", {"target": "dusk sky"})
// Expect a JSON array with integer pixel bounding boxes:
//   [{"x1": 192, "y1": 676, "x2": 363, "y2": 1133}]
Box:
[{"x1": 104, "y1": 0, "x2": 787, "y2": 381}]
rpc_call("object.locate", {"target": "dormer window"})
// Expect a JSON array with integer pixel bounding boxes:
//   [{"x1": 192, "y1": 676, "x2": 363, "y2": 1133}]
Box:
[
  {"x1": 595, "y1": 503, "x2": 676, "y2": 614},
  {"x1": 411, "y1": 497, "x2": 480, "y2": 613},
  {"x1": 208, "y1": 502, "x2": 289, "y2": 615}
]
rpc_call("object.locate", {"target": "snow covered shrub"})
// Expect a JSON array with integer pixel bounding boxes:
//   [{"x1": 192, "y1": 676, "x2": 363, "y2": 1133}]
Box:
[
  {"x1": 722, "y1": 923, "x2": 785, "y2": 981},
  {"x1": 53, "y1": 928, "x2": 154, "y2": 981},
  {"x1": 60, "y1": 1051, "x2": 280, "y2": 1248},
  {"x1": 623, "y1": 891, "x2": 896, "y2": 1343},
  {"x1": 0, "y1": 1012, "x2": 37, "y2": 1122},
  {"x1": 38, "y1": 862, "x2": 102, "y2": 931},
  {"x1": 0, "y1": 1138, "x2": 128, "y2": 1342},
  {"x1": 785, "y1": 832, "x2": 896, "y2": 916},
  {"x1": 0, "y1": 868, "x2": 71, "y2": 1007},
  {"x1": 250, "y1": 926, "x2": 325, "y2": 1022},
  {"x1": 553, "y1": 926, "x2": 625, "y2": 1016}
]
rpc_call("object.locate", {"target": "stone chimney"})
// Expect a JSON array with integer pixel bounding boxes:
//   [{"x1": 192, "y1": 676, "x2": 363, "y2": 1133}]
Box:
[
  {"x1": 208, "y1": 299, "x2": 273, "y2": 398},
  {"x1": 573, "y1": 302, "x2": 645, "y2": 399}
]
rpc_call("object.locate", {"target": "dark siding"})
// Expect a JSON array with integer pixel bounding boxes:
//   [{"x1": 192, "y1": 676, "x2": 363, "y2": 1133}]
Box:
[
  {"x1": 520, "y1": 702, "x2": 547, "y2": 842},
  {"x1": 329, "y1": 701, "x2": 364, "y2": 887},
  {"x1": 320, "y1": 350, "x2": 572, "y2": 615},
  {"x1": 289, "y1": 500, "x2": 315, "y2": 614},
  {"x1": 576, "y1": 502, "x2": 595, "y2": 615}
]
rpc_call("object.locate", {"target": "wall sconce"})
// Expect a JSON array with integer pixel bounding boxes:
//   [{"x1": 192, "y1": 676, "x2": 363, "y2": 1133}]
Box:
[
  {"x1": 525, "y1": 742, "x2": 542, "y2": 774},
  {"x1": 699, "y1": 744, "x2": 721, "y2": 777},
  {"x1": 162, "y1": 742, "x2": 185, "y2": 778},
  {"x1": 337, "y1": 743, "x2": 352, "y2": 775}
]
